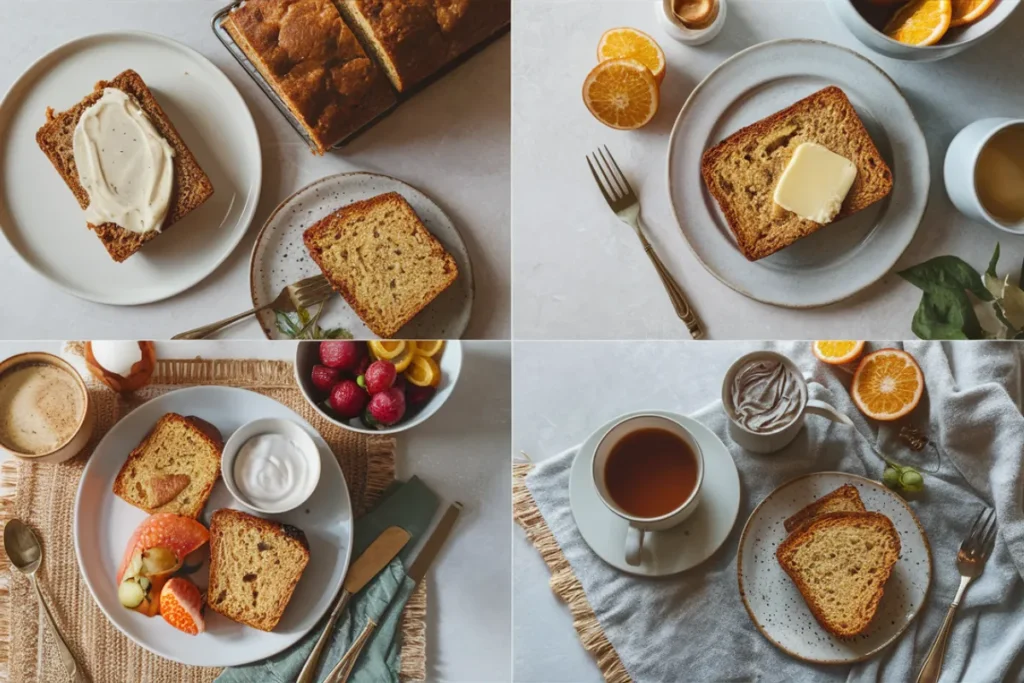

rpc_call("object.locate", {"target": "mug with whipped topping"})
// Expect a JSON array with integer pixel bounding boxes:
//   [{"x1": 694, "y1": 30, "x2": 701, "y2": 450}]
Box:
[{"x1": 721, "y1": 351, "x2": 851, "y2": 453}]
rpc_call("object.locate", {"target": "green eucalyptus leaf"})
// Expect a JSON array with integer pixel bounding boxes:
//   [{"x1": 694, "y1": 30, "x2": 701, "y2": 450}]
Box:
[
  {"x1": 899, "y1": 255, "x2": 993, "y2": 302},
  {"x1": 999, "y1": 276, "x2": 1024, "y2": 329},
  {"x1": 987, "y1": 242, "x2": 1001, "y2": 278},
  {"x1": 910, "y1": 288, "x2": 979, "y2": 340}
]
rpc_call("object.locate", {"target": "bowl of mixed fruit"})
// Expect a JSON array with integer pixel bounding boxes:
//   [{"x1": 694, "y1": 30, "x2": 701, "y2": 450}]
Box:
[{"x1": 294, "y1": 340, "x2": 461, "y2": 434}]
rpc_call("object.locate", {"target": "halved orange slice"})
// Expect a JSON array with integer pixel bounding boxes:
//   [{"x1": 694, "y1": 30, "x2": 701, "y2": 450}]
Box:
[
  {"x1": 950, "y1": 0, "x2": 996, "y2": 26},
  {"x1": 812, "y1": 341, "x2": 866, "y2": 365},
  {"x1": 851, "y1": 349, "x2": 924, "y2": 421},
  {"x1": 412, "y1": 340, "x2": 444, "y2": 357},
  {"x1": 405, "y1": 355, "x2": 442, "y2": 388},
  {"x1": 884, "y1": 0, "x2": 952, "y2": 46},
  {"x1": 368, "y1": 341, "x2": 406, "y2": 360},
  {"x1": 597, "y1": 28, "x2": 667, "y2": 84},
  {"x1": 582, "y1": 59, "x2": 659, "y2": 130}
]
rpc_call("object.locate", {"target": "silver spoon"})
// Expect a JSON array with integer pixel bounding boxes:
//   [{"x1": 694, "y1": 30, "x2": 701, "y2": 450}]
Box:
[{"x1": 4, "y1": 519, "x2": 85, "y2": 682}]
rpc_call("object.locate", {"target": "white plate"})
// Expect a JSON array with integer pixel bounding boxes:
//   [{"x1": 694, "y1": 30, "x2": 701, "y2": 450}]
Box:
[
  {"x1": 569, "y1": 410, "x2": 741, "y2": 577},
  {"x1": 73, "y1": 387, "x2": 353, "y2": 667},
  {"x1": 667, "y1": 39, "x2": 929, "y2": 308},
  {"x1": 250, "y1": 172, "x2": 474, "y2": 339},
  {"x1": 738, "y1": 472, "x2": 932, "y2": 664},
  {"x1": 0, "y1": 31, "x2": 262, "y2": 305}
]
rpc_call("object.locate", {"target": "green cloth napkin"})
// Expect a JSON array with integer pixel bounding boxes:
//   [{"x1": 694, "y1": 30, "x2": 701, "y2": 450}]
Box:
[{"x1": 216, "y1": 476, "x2": 440, "y2": 683}]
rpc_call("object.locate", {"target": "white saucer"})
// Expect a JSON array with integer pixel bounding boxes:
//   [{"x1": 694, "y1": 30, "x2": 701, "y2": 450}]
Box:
[{"x1": 569, "y1": 410, "x2": 741, "y2": 577}]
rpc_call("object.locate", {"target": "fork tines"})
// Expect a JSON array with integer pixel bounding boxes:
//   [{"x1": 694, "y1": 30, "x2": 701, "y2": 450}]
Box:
[
  {"x1": 586, "y1": 145, "x2": 635, "y2": 205},
  {"x1": 288, "y1": 274, "x2": 334, "y2": 309},
  {"x1": 962, "y1": 507, "x2": 998, "y2": 559}
]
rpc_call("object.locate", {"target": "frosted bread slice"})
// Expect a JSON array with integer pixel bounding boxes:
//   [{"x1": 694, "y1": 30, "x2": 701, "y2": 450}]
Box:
[
  {"x1": 784, "y1": 484, "x2": 866, "y2": 534},
  {"x1": 701, "y1": 86, "x2": 893, "y2": 261},
  {"x1": 777, "y1": 511, "x2": 901, "y2": 638}
]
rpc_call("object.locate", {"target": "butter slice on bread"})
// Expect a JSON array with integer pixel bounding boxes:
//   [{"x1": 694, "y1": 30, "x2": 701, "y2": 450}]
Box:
[
  {"x1": 207, "y1": 509, "x2": 310, "y2": 632},
  {"x1": 112, "y1": 413, "x2": 223, "y2": 519},
  {"x1": 35, "y1": 69, "x2": 214, "y2": 262},
  {"x1": 701, "y1": 86, "x2": 893, "y2": 261}
]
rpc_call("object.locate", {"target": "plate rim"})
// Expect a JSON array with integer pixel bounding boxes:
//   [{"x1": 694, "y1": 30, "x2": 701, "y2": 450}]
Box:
[
  {"x1": 736, "y1": 470, "x2": 933, "y2": 664},
  {"x1": 569, "y1": 408, "x2": 741, "y2": 577},
  {"x1": 247, "y1": 170, "x2": 476, "y2": 339},
  {"x1": 665, "y1": 37, "x2": 930, "y2": 309},
  {"x1": 71, "y1": 385, "x2": 353, "y2": 666},
  {"x1": 0, "y1": 29, "x2": 263, "y2": 306}
]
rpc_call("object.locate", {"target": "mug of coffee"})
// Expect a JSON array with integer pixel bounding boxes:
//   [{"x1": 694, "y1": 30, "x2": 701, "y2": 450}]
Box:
[
  {"x1": 592, "y1": 414, "x2": 704, "y2": 566},
  {"x1": 0, "y1": 352, "x2": 94, "y2": 464},
  {"x1": 722, "y1": 351, "x2": 852, "y2": 454},
  {"x1": 945, "y1": 118, "x2": 1024, "y2": 234}
]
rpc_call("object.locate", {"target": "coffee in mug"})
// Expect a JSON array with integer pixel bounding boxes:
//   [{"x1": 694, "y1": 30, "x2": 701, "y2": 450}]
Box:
[
  {"x1": 603, "y1": 428, "x2": 700, "y2": 518},
  {"x1": 0, "y1": 362, "x2": 86, "y2": 455}
]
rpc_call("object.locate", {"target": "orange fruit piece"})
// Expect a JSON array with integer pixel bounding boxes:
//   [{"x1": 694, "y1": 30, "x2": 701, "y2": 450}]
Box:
[
  {"x1": 582, "y1": 58, "x2": 660, "y2": 131},
  {"x1": 596, "y1": 28, "x2": 667, "y2": 84},
  {"x1": 812, "y1": 341, "x2": 866, "y2": 365},
  {"x1": 950, "y1": 0, "x2": 996, "y2": 25},
  {"x1": 160, "y1": 577, "x2": 205, "y2": 635},
  {"x1": 405, "y1": 355, "x2": 442, "y2": 388},
  {"x1": 851, "y1": 349, "x2": 924, "y2": 421},
  {"x1": 884, "y1": 0, "x2": 952, "y2": 46},
  {"x1": 412, "y1": 340, "x2": 444, "y2": 357}
]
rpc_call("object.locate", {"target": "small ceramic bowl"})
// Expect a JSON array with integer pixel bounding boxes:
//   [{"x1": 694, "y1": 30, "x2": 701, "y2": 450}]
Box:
[
  {"x1": 0, "y1": 352, "x2": 94, "y2": 464},
  {"x1": 294, "y1": 340, "x2": 462, "y2": 435},
  {"x1": 826, "y1": 0, "x2": 1020, "y2": 62},
  {"x1": 221, "y1": 417, "x2": 322, "y2": 514},
  {"x1": 657, "y1": 0, "x2": 727, "y2": 46}
]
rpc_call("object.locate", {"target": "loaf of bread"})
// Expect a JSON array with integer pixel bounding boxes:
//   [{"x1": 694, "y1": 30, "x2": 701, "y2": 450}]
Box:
[
  {"x1": 207, "y1": 509, "x2": 310, "y2": 632},
  {"x1": 36, "y1": 70, "x2": 214, "y2": 262},
  {"x1": 303, "y1": 191, "x2": 458, "y2": 338},
  {"x1": 701, "y1": 86, "x2": 893, "y2": 261},
  {"x1": 223, "y1": 0, "x2": 397, "y2": 154},
  {"x1": 783, "y1": 484, "x2": 866, "y2": 534},
  {"x1": 777, "y1": 511, "x2": 901, "y2": 638},
  {"x1": 112, "y1": 413, "x2": 223, "y2": 519}
]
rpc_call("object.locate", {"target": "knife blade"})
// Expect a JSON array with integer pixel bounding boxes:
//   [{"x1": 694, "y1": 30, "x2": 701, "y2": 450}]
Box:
[{"x1": 406, "y1": 501, "x2": 463, "y2": 584}]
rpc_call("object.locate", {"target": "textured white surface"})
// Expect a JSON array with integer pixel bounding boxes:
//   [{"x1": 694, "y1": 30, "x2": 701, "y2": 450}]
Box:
[
  {"x1": 512, "y1": 0, "x2": 1024, "y2": 340},
  {"x1": 0, "y1": 340, "x2": 512, "y2": 682},
  {"x1": 0, "y1": 0, "x2": 509, "y2": 339}
]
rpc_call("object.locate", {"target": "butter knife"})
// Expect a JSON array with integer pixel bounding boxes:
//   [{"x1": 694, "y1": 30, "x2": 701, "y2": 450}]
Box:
[{"x1": 296, "y1": 526, "x2": 411, "y2": 683}]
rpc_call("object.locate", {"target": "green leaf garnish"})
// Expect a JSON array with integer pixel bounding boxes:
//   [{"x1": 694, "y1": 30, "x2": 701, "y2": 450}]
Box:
[{"x1": 274, "y1": 304, "x2": 353, "y2": 340}]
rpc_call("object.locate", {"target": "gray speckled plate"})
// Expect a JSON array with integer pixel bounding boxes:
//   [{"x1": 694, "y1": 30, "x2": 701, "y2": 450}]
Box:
[
  {"x1": 738, "y1": 472, "x2": 931, "y2": 664},
  {"x1": 250, "y1": 172, "x2": 474, "y2": 339}
]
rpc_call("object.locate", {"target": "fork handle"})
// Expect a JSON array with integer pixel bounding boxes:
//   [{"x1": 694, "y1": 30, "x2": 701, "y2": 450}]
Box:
[
  {"x1": 172, "y1": 304, "x2": 271, "y2": 340},
  {"x1": 635, "y1": 230, "x2": 704, "y2": 339},
  {"x1": 916, "y1": 575, "x2": 971, "y2": 683}
]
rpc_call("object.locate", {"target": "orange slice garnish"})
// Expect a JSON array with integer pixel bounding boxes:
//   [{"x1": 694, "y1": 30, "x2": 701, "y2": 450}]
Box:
[
  {"x1": 884, "y1": 0, "x2": 952, "y2": 46},
  {"x1": 597, "y1": 28, "x2": 667, "y2": 84},
  {"x1": 582, "y1": 59, "x2": 660, "y2": 131},
  {"x1": 412, "y1": 340, "x2": 444, "y2": 357},
  {"x1": 368, "y1": 341, "x2": 406, "y2": 360},
  {"x1": 950, "y1": 0, "x2": 996, "y2": 26},
  {"x1": 851, "y1": 349, "x2": 924, "y2": 421},
  {"x1": 812, "y1": 341, "x2": 866, "y2": 365},
  {"x1": 405, "y1": 355, "x2": 442, "y2": 388}
]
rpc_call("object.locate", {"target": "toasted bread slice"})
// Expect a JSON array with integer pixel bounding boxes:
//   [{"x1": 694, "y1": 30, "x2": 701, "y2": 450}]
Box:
[
  {"x1": 35, "y1": 69, "x2": 214, "y2": 262},
  {"x1": 112, "y1": 413, "x2": 223, "y2": 519},
  {"x1": 303, "y1": 191, "x2": 458, "y2": 338},
  {"x1": 207, "y1": 509, "x2": 310, "y2": 632},
  {"x1": 784, "y1": 484, "x2": 866, "y2": 534},
  {"x1": 701, "y1": 86, "x2": 893, "y2": 261},
  {"x1": 777, "y1": 511, "x2": 901, "y2": 638}
]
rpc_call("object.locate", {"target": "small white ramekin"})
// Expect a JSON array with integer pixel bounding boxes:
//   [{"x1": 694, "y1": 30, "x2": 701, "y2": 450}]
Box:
[{"x1": 657, "y1": 0, "x2": 726, "y2": 46}]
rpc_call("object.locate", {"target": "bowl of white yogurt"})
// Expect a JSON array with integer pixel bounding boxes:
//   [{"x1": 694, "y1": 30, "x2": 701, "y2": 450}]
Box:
[{"x1": 221, "y1": 417, "x2": 322, "y2": 514}]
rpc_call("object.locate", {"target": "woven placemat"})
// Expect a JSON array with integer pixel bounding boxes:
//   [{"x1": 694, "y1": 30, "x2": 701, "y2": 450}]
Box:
[
  {"x1": 0, "y1": 348, "x2": 426, "y2": 683},
  {"x1": 512, "y1": 463, "x2": 629, "y2": 683}
]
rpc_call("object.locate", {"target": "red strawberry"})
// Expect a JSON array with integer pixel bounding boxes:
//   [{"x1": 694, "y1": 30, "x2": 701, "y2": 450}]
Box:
[
  {"x1": 406, "y1": 384, "x2": 435, "y2": 407},
  {"x1": 364, "y1": 360, "x2": 397, "y2": 395},
  {"x1": 354, "y1": 354, "x2": 371, "y2": 377},
  {"x1": 329, "y1": 380, "x2": 368, "y2": 419},
  {"x1": 310, "y1": 365, "x2": 342, "y2": 393},
  {"x1": 368, "y1": 388, "x2": 406, "y2": 426},
  {"x1": 319, "y1": 341, "x2": 363, "y2": 371}
]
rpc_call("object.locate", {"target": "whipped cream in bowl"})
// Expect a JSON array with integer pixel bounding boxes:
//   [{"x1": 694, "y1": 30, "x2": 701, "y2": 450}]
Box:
[{"x1": 729, "y1": 358, "x2": 805, "y2": 434}]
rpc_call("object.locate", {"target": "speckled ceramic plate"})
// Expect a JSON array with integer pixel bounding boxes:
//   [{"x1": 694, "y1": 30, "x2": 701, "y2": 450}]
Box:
[
  {"x1": 738, "y1": 472, "x2": 931, "y2": 664},
  {"x1": 250, "y1": 172, "x2": 474, "y2": 339}
]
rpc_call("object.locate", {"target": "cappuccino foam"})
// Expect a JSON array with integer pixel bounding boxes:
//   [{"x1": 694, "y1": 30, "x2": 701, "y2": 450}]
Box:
[{"x1": 0, "y1": 363, "x2": 85, "y2": 455}]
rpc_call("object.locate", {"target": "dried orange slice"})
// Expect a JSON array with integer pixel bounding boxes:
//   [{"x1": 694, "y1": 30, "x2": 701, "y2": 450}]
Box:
[
  {"x1": 405, "y1": 355, "x2": 442, "y2": 388},
  {"x1": 851, "y1": 349, "x2": 924, "y2": 421},
  {"x1": 812, "y1": 341, "x2": 866, "y2": 365},
  {"x1": 884, "y1": 0, "x2": 952, "y2": 46},
  {"x1": 597, "y1": 28, "x2": 667, "y2": 84},
  {"x1": 412, "y1": 340, "x2": 444, "y2": 357},
  {"x1": 160, "y1": 577, "x2": 205, "y2": 635},
  {"x1": 950, "y1": 0, "x2": 996, "y2": 25},
  {"x1": 368, "y1": 341, "x2": 406, "y2": 360},
  {"x1": 582, "y1": 58, "x2": 659, "y2": 130}
]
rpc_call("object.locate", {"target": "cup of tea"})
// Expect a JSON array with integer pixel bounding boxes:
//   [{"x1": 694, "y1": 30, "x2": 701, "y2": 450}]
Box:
[
  {"x1": 722, "y1": 351, "x2": 852, "y2": 454},
  {"x1": 945, "y1": 118, "x2": 1024, "y2": 234},
  {"x1": 592, "y1": 414, "x2": 704, "y2": 566}
]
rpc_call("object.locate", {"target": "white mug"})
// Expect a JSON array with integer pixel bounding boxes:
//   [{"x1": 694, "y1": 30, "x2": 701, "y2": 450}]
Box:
[
  {"x1": 944, "y1": 117, "x2": 1024, "y2": 234},
  {"x1": 721, "y1": 351, "x2": 852, "y2": 454},
  {"x1": 591, "y1": 415, "x2": 704, "y2": 566}
]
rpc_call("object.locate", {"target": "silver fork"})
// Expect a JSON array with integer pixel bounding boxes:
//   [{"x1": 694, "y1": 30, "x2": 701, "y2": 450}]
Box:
[
  {"x1": 172, "y1": 275, "x2": 334, "y2": 340},
  {"x1": 915, "y1": 507, "x2": 998, "y2": 683},
  {"x1": 586, "y1": 146, "x2": 704, "y2": 339}
]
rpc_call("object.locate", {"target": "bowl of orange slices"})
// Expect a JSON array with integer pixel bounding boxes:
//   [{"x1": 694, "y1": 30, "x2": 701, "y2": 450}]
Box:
[{"x1": 827, "y1": 0, "x2": 1019, "y2": 60}]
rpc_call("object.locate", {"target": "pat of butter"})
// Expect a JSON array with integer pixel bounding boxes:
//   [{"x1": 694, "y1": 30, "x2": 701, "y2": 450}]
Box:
[{"x1": 773, "y1": 142, "x2": 857, "y2": 224}]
